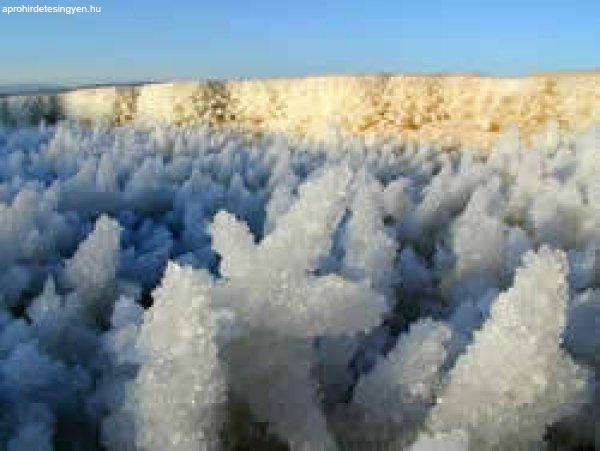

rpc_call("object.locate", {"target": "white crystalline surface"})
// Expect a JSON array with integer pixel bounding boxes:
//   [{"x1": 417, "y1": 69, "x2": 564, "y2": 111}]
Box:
[
  {"x1": 0, "y1": 122, "x2": 597, "y2": 450},
  {"x1": 414, "y1": 248, "x2": 590, "y2": 450},
  {"x1": 113, "y1": 262, "x2": 229, "y2": 451}
]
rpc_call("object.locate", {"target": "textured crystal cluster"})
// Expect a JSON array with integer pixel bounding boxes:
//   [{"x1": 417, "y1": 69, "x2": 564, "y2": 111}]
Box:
[{"x1": 0, "y1": 122, "x2": 597, "y2": 449}]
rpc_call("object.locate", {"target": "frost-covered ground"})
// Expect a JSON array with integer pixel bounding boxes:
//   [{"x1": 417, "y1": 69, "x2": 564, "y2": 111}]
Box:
[{"x1": 0, "y1": 122, "x2": 598, "y2": 450}]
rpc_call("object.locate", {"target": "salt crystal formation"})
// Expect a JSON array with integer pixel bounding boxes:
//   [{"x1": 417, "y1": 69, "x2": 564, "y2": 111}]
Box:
[
  {"x1": 414, "y1": 248, "x2": 590, "y2": 450},
  {"x1": 0, "y1": 119, "x2": 597, "y2": 450}
]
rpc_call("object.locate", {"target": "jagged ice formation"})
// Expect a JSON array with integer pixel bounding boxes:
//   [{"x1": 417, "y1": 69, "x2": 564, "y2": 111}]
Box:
[{"x1": 0, "y1": 120, "x2": 597, "y2": 450}]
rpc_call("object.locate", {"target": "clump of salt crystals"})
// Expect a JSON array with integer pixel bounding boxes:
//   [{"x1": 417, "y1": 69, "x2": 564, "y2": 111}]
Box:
[
  {"x1": 413, "y1": 248, "x2": 591, "y2": 450},
  {"x1": 209, "y1": 165, "x2": 389, "y2": 449}
]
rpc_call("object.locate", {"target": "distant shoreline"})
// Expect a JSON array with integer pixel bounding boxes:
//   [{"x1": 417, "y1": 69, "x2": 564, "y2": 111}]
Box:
[{"x1": 0, "y1": 81, "x2": 153, "y2": 97}]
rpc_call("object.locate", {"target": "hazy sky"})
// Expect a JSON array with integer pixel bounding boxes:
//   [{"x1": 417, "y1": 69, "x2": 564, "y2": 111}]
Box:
[{"x1": 1, "y1": 0, "x2": 599, "y2": 84}]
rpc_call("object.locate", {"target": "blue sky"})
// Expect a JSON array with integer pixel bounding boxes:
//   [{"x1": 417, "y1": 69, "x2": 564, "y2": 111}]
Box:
[{"x1": 1, "y1": 0, "x2": 599, "y2": 84}]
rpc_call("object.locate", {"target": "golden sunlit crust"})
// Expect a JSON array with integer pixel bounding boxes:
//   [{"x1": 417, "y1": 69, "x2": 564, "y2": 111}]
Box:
[{"x1": 22, "y1": 72, "x2": 600, "y2": 148}]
